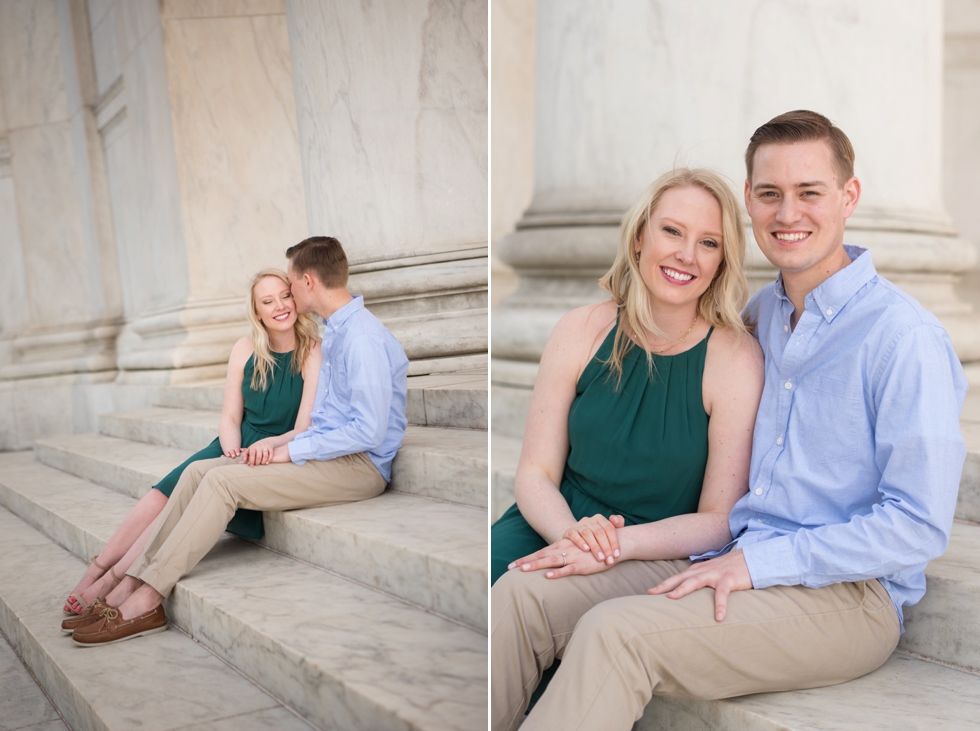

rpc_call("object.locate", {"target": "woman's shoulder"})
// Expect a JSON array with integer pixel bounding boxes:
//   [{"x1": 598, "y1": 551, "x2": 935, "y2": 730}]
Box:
[
  {"x1": 302, "y1": 340, "x2": 323, "y2": 371},
  {"x1": 229, "y1": 336, "x2": 255, "y2": 367},
  {"x1": 552, "y1": 301, "x2": 618, "y2": 345},
  {"x1": 705, "y1": 324, "x2": 763, "y2": 380}
]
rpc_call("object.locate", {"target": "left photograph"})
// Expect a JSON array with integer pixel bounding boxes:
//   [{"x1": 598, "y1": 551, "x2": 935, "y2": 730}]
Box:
[{"x1": 0, "y1": 1, "x2": 487, "y2": 730}]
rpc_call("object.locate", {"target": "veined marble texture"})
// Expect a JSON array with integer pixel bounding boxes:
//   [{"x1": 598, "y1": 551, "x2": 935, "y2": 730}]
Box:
[
  {"x1": 533, "y1": 0, "x2": 943, "y2": 218},
  {"x1": 642, "y1": 653, "x2": 980, "y2": 731},
  {"x1": 0, "y1": 627, "x2": 67, "y2": 731},
  {"x1": 286, "y1": 0, "x2": 487, "y2": 262},
  {"x1": 118, "y1": 21, "x2": 192, "y2": 314},
  {"x1": 161, "y1": 0, "x2": 286, "y2": 19},
  {"x1": 170, "y1": 539, "x2": 487, "y2": 731},
  {"x1": 162, "y1": 12, "x2": 308, "y2": 299},
  {"x1": 8, "y1": 123, "x2": 93, "y2": 326},
  {"x1": 90, "y1": 2, "x2": 121, "y2": 97},
  {"x1": 0, "y1": 0, "x2": 68, "y2": 130},
  {"x1": 0, "y1": 177, "x2": 30, "y2": 334}
]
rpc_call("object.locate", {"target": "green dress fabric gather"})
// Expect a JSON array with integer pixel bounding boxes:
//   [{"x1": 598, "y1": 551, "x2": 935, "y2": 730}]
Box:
[
  {"x1": 490, "y1": 322, "x2": 713, "y2": 584},
  {"x1": 152, "y1": 349, "x2": 305, "y2": 540}
]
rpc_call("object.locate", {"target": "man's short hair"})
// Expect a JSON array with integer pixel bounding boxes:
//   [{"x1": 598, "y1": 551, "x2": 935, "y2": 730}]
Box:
[
  {"x1": 286, "y1": 236, "x2": 349, "y2": 288},
  {"x1": 745, "y1": 110, "x2": 855, "y2": 186}
]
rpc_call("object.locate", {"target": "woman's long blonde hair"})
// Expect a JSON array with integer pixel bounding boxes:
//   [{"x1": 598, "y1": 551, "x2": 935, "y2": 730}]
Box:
[
  {"x1": 247, "y1": 269, "x2": 320, "y2": 391},
  {"x1": 599, "y1": 168, "x2": 749, "y2": 383}
]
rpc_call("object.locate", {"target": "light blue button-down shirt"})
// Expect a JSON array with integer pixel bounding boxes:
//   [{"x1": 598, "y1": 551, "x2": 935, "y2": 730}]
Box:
[
  {"x1": 287, "y1": 295, "x2": 408, "y2": 482},
  {"x1": 726, "y1": 246, "x2": 966, "y2": 630}
]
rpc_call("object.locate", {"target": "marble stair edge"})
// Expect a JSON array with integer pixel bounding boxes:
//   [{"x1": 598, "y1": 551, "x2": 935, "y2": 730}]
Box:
[
  {"x1": 18, "y1": 445, "x2": 487, "y2": 629},
  {"x1": 0, "y1": 464, "x2": 487, "y2": 731},
  {"x1": 155, "y1": 370, "x2": 489, "y2": 430},
  {"x1": 0, "y1": 504, "x2": 317, "y2": 731}
]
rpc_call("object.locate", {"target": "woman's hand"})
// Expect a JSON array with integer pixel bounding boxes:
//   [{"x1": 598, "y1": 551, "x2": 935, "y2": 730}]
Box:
[
  {"x1": 240, "y1": 437, "x2": 278, "y2": 466},
  {"x1": 562, "y1": 513, "x2": 625, "y2": 565},
  {"x1": 222, "y1": 446, "x2": 242, "y2": 458},
  {"x1": 508, "y1": 538, "x2": 618, "y2": 579}
]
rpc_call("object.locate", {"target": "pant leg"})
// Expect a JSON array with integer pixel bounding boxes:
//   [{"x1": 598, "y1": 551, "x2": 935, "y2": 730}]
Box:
[
  {"x1": 134, "y1": 452, "x2": 385, "y2": 597},
  {"x1": 521, "y1": 577, "x2": 901, "y2": 731},
  {"x1": 127, "y1": 456, "x2": 235, "y2": 581},
  {"x1": 491, "y1": 558, "x2": 689, "y2": 731}
]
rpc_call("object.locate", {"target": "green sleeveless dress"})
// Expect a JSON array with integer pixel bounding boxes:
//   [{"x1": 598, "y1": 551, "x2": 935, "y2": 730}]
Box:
[
  {"x1": 153, "y1": 350, "x2": 305, "y2": 540},
  {"x1": 490, "y1": 323, "x2": 713, "y2": 583}
]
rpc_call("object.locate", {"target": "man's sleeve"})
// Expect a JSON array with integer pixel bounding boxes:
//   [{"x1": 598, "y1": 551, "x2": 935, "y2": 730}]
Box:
[
  {"x1": 743, "y1": 323, "x2": 967, "y2": 588},
  {"x1": 287, "y1": 334, "x2": 392, "y2": 464}
]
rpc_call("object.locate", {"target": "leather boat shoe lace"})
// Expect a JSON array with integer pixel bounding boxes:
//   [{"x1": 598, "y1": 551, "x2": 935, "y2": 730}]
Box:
[
  {"x1": 61, "y1": 598, "x2": 108, "y2": 634},
  {"x1": 72, "y1": 604, "x2": 168, "y2": 646}
]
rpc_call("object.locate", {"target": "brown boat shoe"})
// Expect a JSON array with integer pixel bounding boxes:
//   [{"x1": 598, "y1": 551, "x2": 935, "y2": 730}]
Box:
[
  {"x1": 61, "y1": 598, "x2": 108, "y2": 634},
  {"x1": 72, "y1": 604, "x2": 168, "y2": 647}
]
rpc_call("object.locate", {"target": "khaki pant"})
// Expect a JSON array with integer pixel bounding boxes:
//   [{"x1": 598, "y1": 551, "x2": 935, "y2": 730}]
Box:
[
  {"x1": 128, "y1": 453, "x2": 386, "y2": 596},
  {"x1": 491, "y1": 559, "x2": 900, "y2": 731}
]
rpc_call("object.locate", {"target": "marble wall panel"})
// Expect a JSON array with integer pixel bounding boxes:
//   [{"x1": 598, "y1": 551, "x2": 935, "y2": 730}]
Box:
[
  {"x1": 120, "y1": 22, "x2": 191, "y2": 312},
  {"x1": 0, "y1": 0, "x2": 69, "y2": 129},
  {"x1": 86, "y1": 0, "x2": 113, "y2": 29},
  {"x1": 90, "y1": 1, "x2": 121, "y2": 97},
  {"x1": 0, "y1": 177, "x2": 30, "y2": 335},
  {"x1": 8, "y1": 123, "x2": 94, "y2": 326},
  {"x1": 286, "y1": 0, "x2": 487, "y2": 264},
  {"x1": 116, "y1": 0, "x2": 162, "y2": 63},
  {"x1": 161, "y1": 0, "x2": 285, "y2": 19},
  {"x1": 533, "y1": 0, "x2": 944, "y2": 220},
  {"x1": 161, "y1": 12, "x2": 307, "y2": 299}
]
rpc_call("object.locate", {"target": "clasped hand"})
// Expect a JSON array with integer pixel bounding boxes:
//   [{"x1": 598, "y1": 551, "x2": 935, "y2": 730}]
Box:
[{"x1": 507, "y1": 513, "x2": 626, "y2": 579}]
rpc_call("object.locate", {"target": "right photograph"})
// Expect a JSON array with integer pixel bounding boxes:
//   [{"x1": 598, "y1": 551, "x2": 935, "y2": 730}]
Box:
[{"x1": 490, "y1": 2, "x2": 980, "y2": 730}]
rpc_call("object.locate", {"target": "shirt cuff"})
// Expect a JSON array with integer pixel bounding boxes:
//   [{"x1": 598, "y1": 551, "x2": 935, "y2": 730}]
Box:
[
  {"x1": 287, "y1": 439, "x2": 311, "y2": 465},
  {"x1": 740, "y1": 535, "x2": 801, "y2": 588}
]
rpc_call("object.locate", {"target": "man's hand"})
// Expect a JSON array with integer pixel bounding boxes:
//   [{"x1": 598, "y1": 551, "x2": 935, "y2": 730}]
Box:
[
  {"x1": 508, "y1": 538, "x2": 617, "y2": 579},
  {"x1": 242, "y1": 444, "x2": 291, "y2": 465},
  {"x1": 562, "y1": 513, "x2": 625, "y2": 564},
  {"x1": 240, "y1": 437, "x2": 278, "y2": 466},
  {"x1": 648, "y1": 549, "x2": 753, "y2": 622}
]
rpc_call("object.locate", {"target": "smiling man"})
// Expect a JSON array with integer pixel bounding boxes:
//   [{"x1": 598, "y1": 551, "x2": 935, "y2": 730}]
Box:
[{"x1": 493, "y1": 110, "x2": 968, "y2": 730}]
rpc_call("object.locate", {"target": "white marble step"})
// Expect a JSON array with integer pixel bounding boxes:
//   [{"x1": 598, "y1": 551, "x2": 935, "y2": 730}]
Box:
[
  {"x1": 490, "y1": 432, "x2": 521, "y2": 522},
  {"x1": 59, "y1": 414, "x2": 488, "y2": 508},
  {"x1": 0, "y1": 505, "x2": 316, "y2": 731},
  {"x1": 12, "y1": 449, "x2": 486, "y2": 630},
  {"x1": 899, "y1": 520, "x2": 980, "y2": 673},
  {"x1": 156, "y1": 370, "x2": 488, "y2": 430},
  {"x1": 0, "y1": 625, "x2": 69, "y2": 731},
  {"x1": 0, "y1": 474, "x2": 486, "y2": 731},
  {"x1": 638, "y1": 651, "x2": 980, "y2": 730},
  {"x1": 958, "y1": 394, "x2": 980, "y2": 522}
]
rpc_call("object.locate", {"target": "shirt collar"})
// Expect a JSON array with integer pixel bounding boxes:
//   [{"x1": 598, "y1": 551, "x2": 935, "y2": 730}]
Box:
[
  {"x1": 772, "y1": 245, "x2": 877, "y2": 323},
  {"x1": 322, "y1": 294, "x2": 364, "y2": 330}
]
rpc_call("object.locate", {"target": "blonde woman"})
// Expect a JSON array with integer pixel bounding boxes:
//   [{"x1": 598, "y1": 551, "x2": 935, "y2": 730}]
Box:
[
  {"x1": 490, "y1": 169, "x2": 765, "y2": 723},
  {"x1": 63, "y1": 269, "x2": 321, "y2": 616}
]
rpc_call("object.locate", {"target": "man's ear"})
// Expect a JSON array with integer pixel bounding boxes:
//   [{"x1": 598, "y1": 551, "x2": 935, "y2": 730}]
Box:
[{"x1": 842, "y1": 176, "x2": 861, "y2": 220}]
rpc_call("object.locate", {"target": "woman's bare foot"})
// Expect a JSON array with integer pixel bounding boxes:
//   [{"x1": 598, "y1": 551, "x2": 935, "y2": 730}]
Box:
[
  {"x1": 76, "y1": 566, "x2": 123, "y2": 607},
  {"x1": 64, "y1": 557, "x2": 110, "y2": 614}
]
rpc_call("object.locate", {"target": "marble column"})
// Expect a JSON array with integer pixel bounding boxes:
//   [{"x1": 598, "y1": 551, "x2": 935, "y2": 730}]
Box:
[
  {"x1": 493, "y1": 0, "x2": 980, "y2": 439},
  {"x1": 0, "y1": 0, "x2": 122, "y2": 448},
  {"x1": 98, "y1": 0, "x2": 308, "y2": 386},
  {"x1": 944, "y1": 0, "x2": 980, "y2": 314},
  {"x1": 285, "y1": 0, "x2": 488, "y2": 374}
]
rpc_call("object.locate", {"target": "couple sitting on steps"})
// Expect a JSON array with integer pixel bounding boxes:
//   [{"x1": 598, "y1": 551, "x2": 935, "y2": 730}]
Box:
[
  {"x1": 490, "y1": 110, "x2": 967, "y2": 730},
  {"x1": 62, "y1": 236, "x2": 409, "y2": 646}
]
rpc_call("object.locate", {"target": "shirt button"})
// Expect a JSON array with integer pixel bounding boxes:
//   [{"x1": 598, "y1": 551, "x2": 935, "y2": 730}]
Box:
[
  {"x1": 754, "y1": 488, "x2": 763, "y2": 496},
  {"x1": 776, "y1": 436, "x2": 783, "y2": 445},
  {"x1": 784, "y1": 381, "x2": 792, "y2": 389},
  {"x1": 783, "y1": 325, "x2": 788, "y2": 332},
  {"x1": 826, "y1": 308, "x2": 833, "y2": 316}
]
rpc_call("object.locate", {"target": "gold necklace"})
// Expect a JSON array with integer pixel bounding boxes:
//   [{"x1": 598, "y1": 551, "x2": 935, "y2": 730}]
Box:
[{"x1": 646, "y1": 314, "x2": 699, "y2": 355}]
